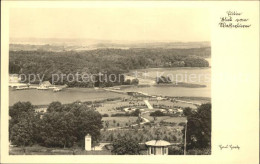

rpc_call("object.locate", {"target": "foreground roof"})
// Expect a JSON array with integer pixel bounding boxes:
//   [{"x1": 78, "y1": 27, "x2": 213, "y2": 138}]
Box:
[{"x1": 145, "y1": 140, "x2": 171, "y2": 147}]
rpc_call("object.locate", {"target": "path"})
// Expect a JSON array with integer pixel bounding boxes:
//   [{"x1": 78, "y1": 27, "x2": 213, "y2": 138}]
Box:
[
  {"x1": 143, "y1": 100, "x2": 153, "y2": 109},
  {"x1": 174, "y1": 99, "x2": 201, "y2": 106}
]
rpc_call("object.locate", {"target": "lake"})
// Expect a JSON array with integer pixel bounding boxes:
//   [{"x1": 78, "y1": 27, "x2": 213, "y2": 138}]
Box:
[
  {"x1": 9, "y1": 88, "x2": 128, "y2": 106},
  {"x1": 9, "y1": 66, "x2": 211, "y2": 106},
  {"x1": 123, "y1": 67, "x2": 211, "y2": 98}
]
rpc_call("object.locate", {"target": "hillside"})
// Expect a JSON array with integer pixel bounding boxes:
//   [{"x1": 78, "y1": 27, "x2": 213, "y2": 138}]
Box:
[{"x1": 9, "y1": 47, "x2": 210, "y2": 87}]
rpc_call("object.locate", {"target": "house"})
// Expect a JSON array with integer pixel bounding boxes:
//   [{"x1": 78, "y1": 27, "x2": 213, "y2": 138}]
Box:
[
  {"x1": 123, "y1": 108, "x2": 130, "y2": 112},
  {"x1": 9, "y1": 74, "x2": 28, "y2": 88},
  {"x1": 145, "y1": 139, "x2": 171, "y2": 155},
  {"x1": 168, "y1": 109, "x2": 173, "y2": 112},
  {"x1": 177, "y1": 108, "x2": 183, "y2": 113},
  {"x1": 160, "y1": 109, "x2": 167, "y2": 113},
  {"x1": 131, "y1": 108, "x2": 136, "y2": 111},
  {"x1": 157, "y1": 97, "x2": 163, "y2": 101},
  {"x1": 9, "y1": 74, "x2": 21, "y2": 83},
  {"x1": 124, "y1": 75, "x2": 136, "y2": 81},
  {"x1": 40, "y1": 81, "x2": 52, "y2": 88},
  {"x1": 35, "y1": 108, "x2": 47, "y2": 113}
]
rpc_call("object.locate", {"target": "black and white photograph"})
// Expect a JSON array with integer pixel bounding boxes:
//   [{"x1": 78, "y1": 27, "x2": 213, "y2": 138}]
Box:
[
  {"x1": 1, "y1": 1, "x2": 259, "y2": 164},
  {"x1": 8, "y1": 7, "x2": 211, "y2": 155}
]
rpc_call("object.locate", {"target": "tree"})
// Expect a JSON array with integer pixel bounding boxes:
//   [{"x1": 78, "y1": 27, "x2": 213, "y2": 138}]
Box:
[
  {"x1": 9, "y1": 101, "x2": 104, "y2": 149},
  {"x1": 124, "y1": 79, "x2": 131, "y2": 85},
  {"x1": 47, "y1": 101, "x2": 63, "y2": 112},
  {"x1": 9, "y1": 101, "x2": 34, "y2": 123},
  {"x1": 10, "y1": 117, "x2": 34, "y2": 147},
  {"x1": 9, "y1": 48, "x2": 209, "y2": 87},
  {"x1": 112, "y1": 135, "x2": 141, "y2": 155},
  {"x1": 185, "y1": 103, "x2": 211, "y2": 149},
  {"x1": 136, "y1": 116, "x2": 142, "y2": 127},
  {"x1": 9, "y1": 102, "x2": 39, "y2": 147},
  {"x1": 40, "y1": 112, "x2": 76, "y2": 148},
  {"x1": 69, "y1": 104, "x2": 103, "y2": 145},
  {"x1": 150, "y1": 110, "x2": 165, "y2": 117},
  {"x1": 113, "y1": 120, "x2": 116, "y2": 125},
  {"x1": 156, "y1": 76, "x2": 172, "y2": 84},
  {"x1": 131, "y1": 79, "x2": 139, "y2": 85},
  {"x1": 105, "y1": 121, "x2": 110, "y2": 128},
  {"x1": 131, "y1": 109, "x2": 141, "y2": 116},
  {"x1": 183, "y1": 107, "x2": 193, "y2": 117},
  {"x1": 9, "y1": 62, "x2": 21, "y2": 74}
]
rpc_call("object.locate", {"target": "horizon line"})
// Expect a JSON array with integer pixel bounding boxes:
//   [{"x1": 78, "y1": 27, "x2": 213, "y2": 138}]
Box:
[{"x1": 9, "y1": 37, "x2": 211, "y2": 43}]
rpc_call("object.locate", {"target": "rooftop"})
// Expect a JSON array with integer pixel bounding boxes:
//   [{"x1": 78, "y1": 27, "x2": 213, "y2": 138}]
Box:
[{"x1": 145, "y1": 140, "x2": 171, "y2": 147}]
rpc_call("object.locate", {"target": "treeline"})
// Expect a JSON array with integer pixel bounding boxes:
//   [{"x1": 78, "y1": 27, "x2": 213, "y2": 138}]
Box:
[
  {"x1": 156, "y1": 76, "x2": 172, "y2": 84},
  {"x1": 9, "y1": 47, "x2": 210, "y2": 87},
  {"x1": 150, "y1": 110, "x2": 167, "y2": 117},
  {"x1": 183, "y1": 103, "x2": 211, "y2": 150},
  {"x1": 9, "y1": 101, "x2": 103, "y2": 148}
]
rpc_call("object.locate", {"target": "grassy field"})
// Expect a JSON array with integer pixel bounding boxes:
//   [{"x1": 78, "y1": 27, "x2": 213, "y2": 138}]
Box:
[
  {"x1": 96, "y1": 95, "x2": 210, "y2": 118},
  {"x1": 96, "y1": 100, "x2": 140, "y2": 115},
  {"x1": 102, "y1": 117, "x2": 138, "y2": 128},
  {"x1": 101, "y1": 124, "x2": 184, "y2": 143},
  {"x1": 96, "y1": 98, "x2": 198, "y2": 116},
  {"x1": 101, "y1": 115, "x2": 187, "y2": 144},
  {"x1": 163, "y1": 117, "x2": 187, "y2": 123},
  {"x1": 142, "y1": 112, "x2": 187, "y2": 122}
]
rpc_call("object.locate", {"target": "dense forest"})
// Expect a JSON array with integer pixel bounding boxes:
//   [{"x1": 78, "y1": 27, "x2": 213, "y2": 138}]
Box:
[
  {"x1": 9, "y1": 101, "x2": 103, "y2": 148},
  {"x1": 9, "y1": 47, "x2": 210, "y2": 87}
]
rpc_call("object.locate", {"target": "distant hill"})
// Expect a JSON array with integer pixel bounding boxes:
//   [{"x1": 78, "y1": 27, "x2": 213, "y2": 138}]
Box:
[{"x1": 9, "y1": 38, "x2": 210, "y2": 51}]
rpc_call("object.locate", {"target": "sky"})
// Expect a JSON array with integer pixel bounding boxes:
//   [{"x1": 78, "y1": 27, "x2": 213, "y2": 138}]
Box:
[{"x1": 10, "y1": 8, "x2": 210, "y2": 42}]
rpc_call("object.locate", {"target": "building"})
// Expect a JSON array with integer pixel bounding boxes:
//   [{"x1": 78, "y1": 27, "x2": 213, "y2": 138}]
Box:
[
  {"x1": 40, "y1": 81, "x2": 52, "y2": 88},
  {"x1": 177, "y1": 108, "x2": 183, "y2": 113},
  {"x1": 85, "y1": 134, "x2": 92, "y2": 151},
  {"x1": 145, "y1": 139, "x2": 171, "y2": 155},
  {"x1": 9, "y1": 74, "x2": 21, "y2": 83},
  {"x1": 35, "y1": 108, "x2": 47, "y2": 113},
  {"x1": 9, "y1": 74, "x2": 28, "y2": 88},
  {"x1": 160, "y1": 109, "x2": 167, "y2": 113}
]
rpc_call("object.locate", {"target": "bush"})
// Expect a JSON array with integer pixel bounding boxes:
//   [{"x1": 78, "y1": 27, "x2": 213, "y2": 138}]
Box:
[
  {"x1": 156, "y1": 76, "x2": 172, "y2": 84},
  {"x1": 150, "y1": 110, "x2": 165, "y2": 117},
  {"x1": 168, "y1": 146, "x2": 184, "y2": 155},
  {"x1": 185, "y1": 103, "x2": 211, "y2": 149},
  {"x1": 187, "y1": 148, "x2": 211, "y2": 155},
  {"x1": 112, "y1": 135, "x2": 141, "y2": 155},
  {"x1": 178, "y1": 122, "x2": 186, "y2": 126},
  {"x1": 102, "y1": 114, "x2": 109, "y2": 117},
  {"x1": 111, "y1": 113, "x2": 128, "y2": 117},
  {"x1": 107, "y1": 97, "x2": 121, "y2": 101}
]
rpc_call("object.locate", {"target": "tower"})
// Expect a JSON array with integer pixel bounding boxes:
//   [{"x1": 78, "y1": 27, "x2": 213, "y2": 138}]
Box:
[{"x1": 85, "y1": 134, "x2": 92, "y2": 151}]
